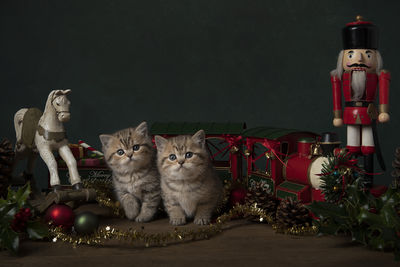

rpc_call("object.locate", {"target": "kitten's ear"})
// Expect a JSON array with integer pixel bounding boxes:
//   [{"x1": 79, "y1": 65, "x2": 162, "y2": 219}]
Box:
[
  {"x1": 99, "y1": 134, "x2": 113, "y2": 148},
  {"x1": 154, "y1": 135, "x2": 167, "y2": 151},
  {"x1": 135, "y1": 121, "x2": 148, "y2": 136},
  {"x1": 192, "y1": 130, "x2": 206, "y2": 147}
]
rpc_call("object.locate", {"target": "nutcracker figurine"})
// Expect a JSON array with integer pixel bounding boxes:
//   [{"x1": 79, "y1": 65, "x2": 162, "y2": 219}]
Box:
[{"x1": 330, "y1": 16, "x2": 390, "y2": 187}]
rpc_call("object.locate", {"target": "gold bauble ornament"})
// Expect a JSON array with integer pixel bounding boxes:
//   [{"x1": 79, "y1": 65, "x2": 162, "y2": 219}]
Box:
[{"x1": 333, "y1": 186, "x2": 339, "y2": 191}]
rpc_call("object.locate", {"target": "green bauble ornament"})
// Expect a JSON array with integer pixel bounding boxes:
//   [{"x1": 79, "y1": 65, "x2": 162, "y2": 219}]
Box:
[{"x1": 74, "y1": 211, "x2": 99, "y2": 235}]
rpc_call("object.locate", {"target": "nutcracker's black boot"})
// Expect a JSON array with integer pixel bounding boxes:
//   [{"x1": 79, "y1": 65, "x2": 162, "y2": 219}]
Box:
[{"x1": 363, "y1": 154, "x2": 374, "y2": 188}]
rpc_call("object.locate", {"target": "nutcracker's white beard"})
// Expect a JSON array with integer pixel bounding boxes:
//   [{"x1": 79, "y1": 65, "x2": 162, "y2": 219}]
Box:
[
  {"x1": 331, "y1": 50, "x2": 384, "y2": 79},
  {"x1": 351, "y1": 70, "x2": 366, "y2": 101}
]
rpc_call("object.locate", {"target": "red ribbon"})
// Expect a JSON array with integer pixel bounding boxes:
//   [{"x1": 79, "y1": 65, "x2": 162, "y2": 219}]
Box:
[
  {"x1": 262, "y1": 139, "x2": 288, "y2": 168},
  {"x1": 341, "y1": 175, "x2": 346, "y2": 199},
  {"x1": 208, "y1": 135, "x2": 243, "y2": 159}
]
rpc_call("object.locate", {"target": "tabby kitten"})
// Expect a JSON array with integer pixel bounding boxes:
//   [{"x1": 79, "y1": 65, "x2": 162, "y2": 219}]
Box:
[
  {"x1": 155, "y1": 130, "x2": 222, "y2": 226},
  {"x1": 99, "y1": 122, "x2": 160, "y2": 222}
]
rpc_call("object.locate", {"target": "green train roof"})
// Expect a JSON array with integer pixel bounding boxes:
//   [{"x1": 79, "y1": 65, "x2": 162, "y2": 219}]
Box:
[
  {"x1": 242, "y1": 127, "x2": 316, "y2": 140},
  {"x1": 150, "y1": 122, "x2": 246, "y2": 135}
]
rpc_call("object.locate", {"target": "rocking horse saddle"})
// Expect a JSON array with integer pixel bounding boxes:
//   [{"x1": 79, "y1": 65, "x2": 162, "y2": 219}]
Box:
[{"x1": 21, "y1": 108, "x2": 43, "y2": 149}]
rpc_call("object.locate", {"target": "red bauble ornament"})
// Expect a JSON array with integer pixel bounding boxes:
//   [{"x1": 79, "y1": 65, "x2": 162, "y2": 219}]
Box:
[
  {"x1": 230, "y1": 187, "x2": 248, "y2": 206},
  {"x1": 45, "y1": 204, "x2": 75, "y2": 229}
]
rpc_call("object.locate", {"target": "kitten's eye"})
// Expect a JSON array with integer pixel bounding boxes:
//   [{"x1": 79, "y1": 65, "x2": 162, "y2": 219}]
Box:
[
  {"x1": 133, "y1": 145, "x2": 140, "y2": 151},
  {"x1": 169, "y1": 154, "x2": 177, "y2": 161},
  {"x1": 185, "y1": 152, "x2": 193, "y2": 158},
  {"x1": 116, "y1": 149, "x2": 125, "y2": 156}
]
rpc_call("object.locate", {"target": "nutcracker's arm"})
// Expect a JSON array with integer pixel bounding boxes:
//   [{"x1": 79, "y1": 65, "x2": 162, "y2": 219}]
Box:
[
  {"x1": 378, "y1": 69, "x2": 390, "y2": 123},
  {"x1": 379, "y1": 69, "x2": 390, "y2": 114},
  {"x1": 330, "y1": 70, "x2": 342, "y2": 120}
]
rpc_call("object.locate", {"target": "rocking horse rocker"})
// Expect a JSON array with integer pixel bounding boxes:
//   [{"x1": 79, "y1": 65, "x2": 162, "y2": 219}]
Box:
[{"x1": 13, "y1": 89, "x2": 83, "y2": 192}]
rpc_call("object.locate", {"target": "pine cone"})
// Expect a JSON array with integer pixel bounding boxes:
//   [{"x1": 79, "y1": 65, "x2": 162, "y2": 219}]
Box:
[
  {"x1": 245, "y1": 182, "x2": 279, "y2": 219},
  {"x1": 0, "y1": 139, "x2": 15, "y2": 198},
  {"x1": 275, "y1": 197, "x2": 311, "y2": 228}
]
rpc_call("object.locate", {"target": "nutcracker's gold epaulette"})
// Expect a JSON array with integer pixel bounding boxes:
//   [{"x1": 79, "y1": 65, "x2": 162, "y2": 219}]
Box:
[{"x1": 379, "y1": 104, "x2": 389, "y2": 114}]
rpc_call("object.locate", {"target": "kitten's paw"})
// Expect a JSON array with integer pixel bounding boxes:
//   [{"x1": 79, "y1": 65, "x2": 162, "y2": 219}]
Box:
[
  {"x1": 124, "y1": 210, "x2": 139, "y2": 220},
  {"x1": 194, "y1": 217, "x2": 211, "y2": 225},
  {"x1": 170, "y1": 217, "x2": 186, "y2": 226},
  {"x1": 135, "y1": 214, "x2": 153, "y2": 223}
]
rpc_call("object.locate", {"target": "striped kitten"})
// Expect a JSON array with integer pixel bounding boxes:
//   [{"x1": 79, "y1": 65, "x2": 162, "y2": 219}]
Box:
[
  {"x1": 99, "y1": 122, "x2": 160, "y2": 222},
  {"x1": 155, "y1": 130, "x2": 222, "y2": 225}
]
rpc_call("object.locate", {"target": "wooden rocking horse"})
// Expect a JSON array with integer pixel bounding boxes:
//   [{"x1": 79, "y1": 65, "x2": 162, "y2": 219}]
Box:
[{"x1": 13, "y1": 89, "x2": 82, "y2": 191}]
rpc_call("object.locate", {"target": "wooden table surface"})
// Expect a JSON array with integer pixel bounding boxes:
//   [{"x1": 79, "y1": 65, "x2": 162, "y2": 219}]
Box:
[{"x1": 0, "y1": 205, "x2": 397, "y2": 267}]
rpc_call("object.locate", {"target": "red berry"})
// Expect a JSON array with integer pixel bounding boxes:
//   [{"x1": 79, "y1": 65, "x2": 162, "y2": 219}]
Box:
[
  {"x1": 11, "y1": 219, "x2": 25, "y2": 232},
  {"x1": 369, "y1": 208, "x2": 377, "y2": 214}
]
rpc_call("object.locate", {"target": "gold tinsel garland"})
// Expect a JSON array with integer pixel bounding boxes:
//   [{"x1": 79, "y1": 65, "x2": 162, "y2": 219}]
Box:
[
  {"x1": 82, "y1": 179, "x2": 124, "y2": 217},
  {"x1": 62, "y1": 178, "x2": 318, "y2": 248},
  {"x1": 49, "y1": 203, "x2": 317, "y2": 247}
]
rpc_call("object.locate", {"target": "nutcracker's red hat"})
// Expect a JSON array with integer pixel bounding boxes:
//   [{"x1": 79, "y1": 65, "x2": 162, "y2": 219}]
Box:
[{"x1": 342, "y1": 15, "x2": 378, "y2": 50}]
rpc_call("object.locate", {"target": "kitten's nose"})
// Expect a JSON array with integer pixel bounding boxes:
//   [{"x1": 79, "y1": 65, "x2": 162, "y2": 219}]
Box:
[
  {"x1": 127, "y1": 153, "x2": 133, "y2": 159},
  {"x1": 178, "y1": 160, "x2": 184, "y2": 165}
]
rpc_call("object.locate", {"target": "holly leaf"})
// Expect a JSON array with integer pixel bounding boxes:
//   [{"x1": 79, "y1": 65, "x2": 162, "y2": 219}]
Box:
[
  {"x1": 0, "y1": 203, "x2": 18, "y2": 220},
  {"x1": 380, "y1": 204, "x2": 400, "y2": 229},
  {"x1": 380, "y1": 227, "x2": 398, "y2": 243},
  {"x1": 368, "y1": 235, "x2": 386, "y2": 251},
  {"x1": 26, "y1": 221, "x2": 49, "y2": 240},
  {"x1": 357, "y1": 209, "x2": 383, "y2": 226},
  {"x1": 306, "y1": 201, "x2": 347, "y2": 219},
  {"x1": 318, "y1": 221, "x2": 342, "y2": 235},
  {"x1": 0, "y1": 228, "x2": 19, "y2": 254},
  {"x1": 5, "y1": 183, "x2": 31, "y2": 208},
  {"x1": 0, "y1": 197, "x2": 7, "y2": 206},
  {"x1": 351, "y1": 228, "x2": 367, "y2": 245},
  {"x1": 346, "y1": 184, "x2": 369, "y2": 206},
  {"x1": 14, "y1": 183, "x2": 31, "y2": 207}
]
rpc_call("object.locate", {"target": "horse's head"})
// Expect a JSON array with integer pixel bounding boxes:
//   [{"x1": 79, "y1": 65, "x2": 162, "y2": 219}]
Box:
[{"x1": 50, "y1": 89, "x2": 72, "y2": 122}]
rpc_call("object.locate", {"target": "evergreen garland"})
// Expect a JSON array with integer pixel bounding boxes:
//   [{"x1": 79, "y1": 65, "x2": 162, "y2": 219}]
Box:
[{"x1": 319, "y1": 151, "x2": 365, "y2": 203}]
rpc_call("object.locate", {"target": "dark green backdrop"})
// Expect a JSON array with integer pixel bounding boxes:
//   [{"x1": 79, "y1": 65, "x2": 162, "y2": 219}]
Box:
[{"x1": 1, "y1": 0, "x2": 399, "y2": 189}]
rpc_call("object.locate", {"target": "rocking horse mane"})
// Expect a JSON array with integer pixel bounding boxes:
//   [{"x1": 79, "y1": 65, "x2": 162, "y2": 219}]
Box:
[
  {"x1": 38, "y1": 89, "x2": 71, "y2": 141},
  {"x1": 44, "y1": 89, "x2": 71, "y2": 113}
]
